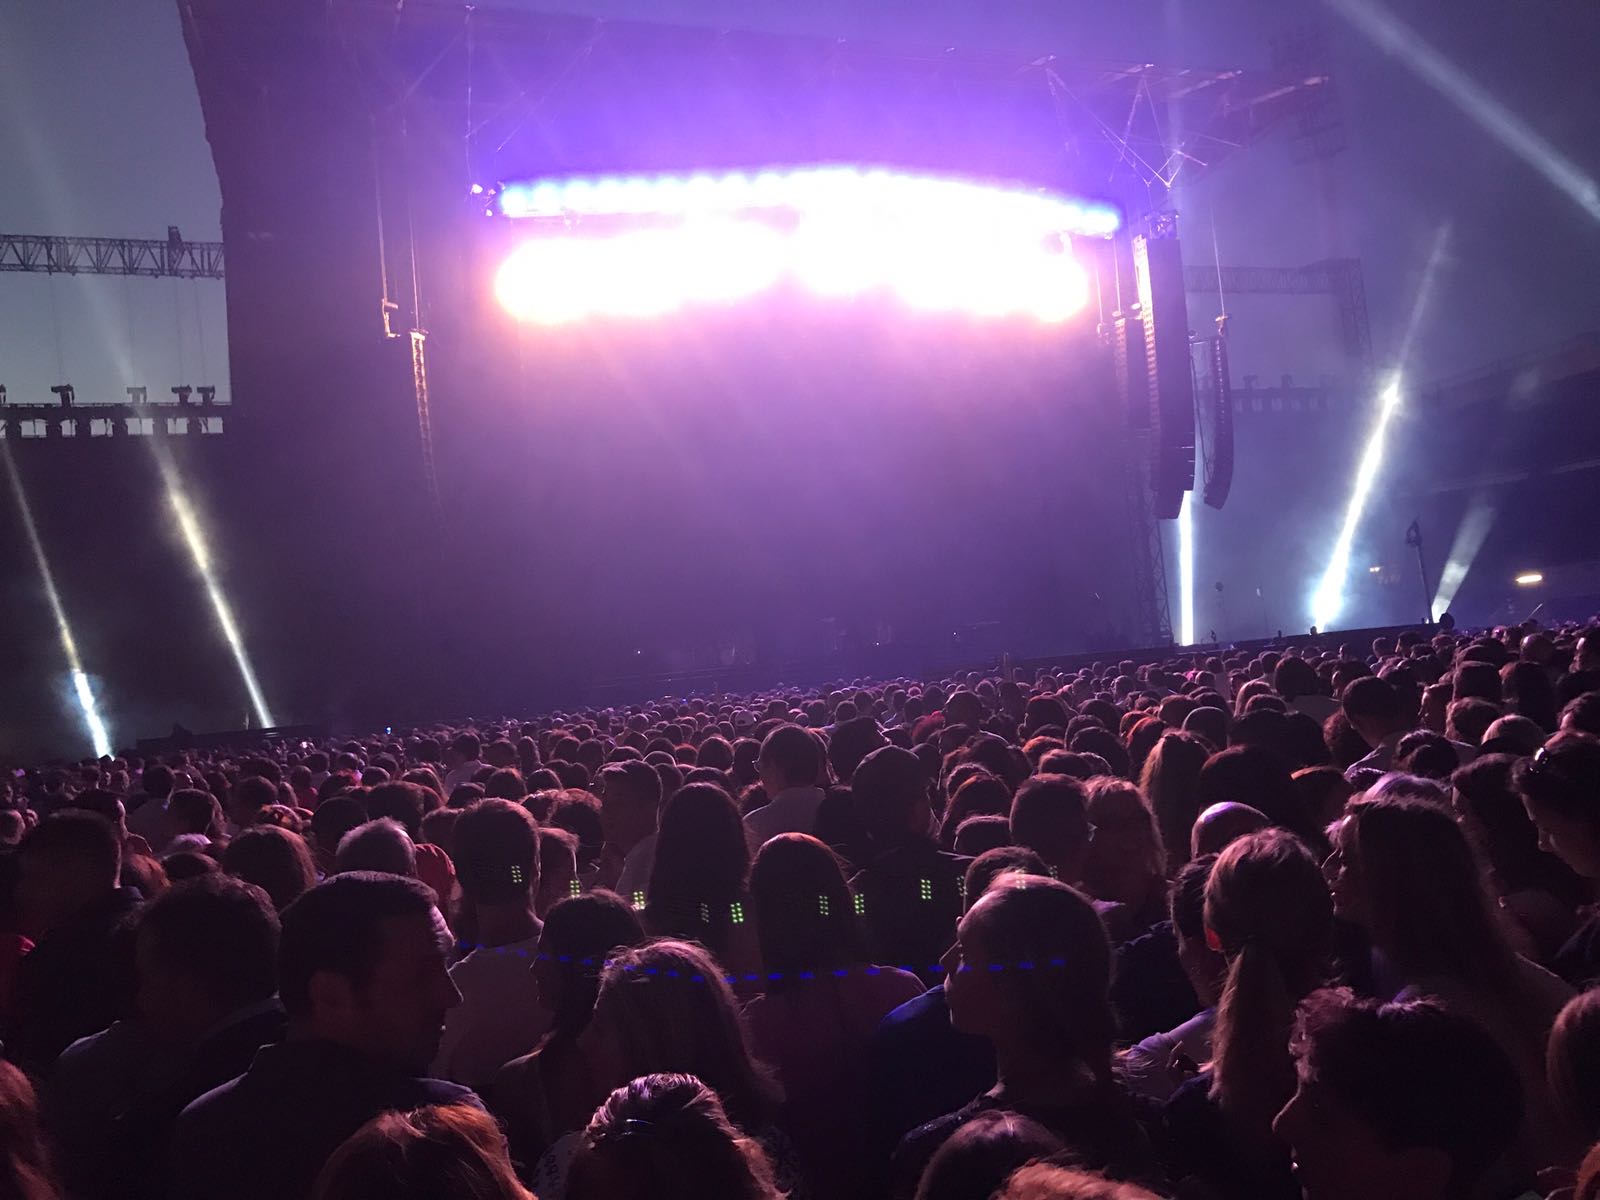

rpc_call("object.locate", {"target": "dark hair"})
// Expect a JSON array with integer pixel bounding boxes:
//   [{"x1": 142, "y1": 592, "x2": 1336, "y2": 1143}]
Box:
[
  {"x1": 366, "y1": 782, "x2": 433, "y2": 840},
  {"x1": 547, "y1": 793, "x2": 605, "y2": 871},
  {"x1": 452, "y1": 800, "x2": 539, "y2": 905},
  {"x1": 749, "y1": 834, "x2": 868, "y2": 987},
  {"x1": 1341, "y1": 676, "x2": 1403, "y2": 728},
  {"x1": 851, "y1": 746, "x2": 931, "y2": 848},
  {"x1": 913, "y1": 1110, "x2": 1064, "y2": 1200},
  {"x1": 566, "y1": 1074, "x2": 781, "y2": 1200},
  {"x1": 952, "y1": 815, "x2": 1014, "y2": 857},
  {"x1": 1515, "y1": 732, "x2": 1600, "y2": 831},
  {"x1": 1289, "y1": 989, "x2": 1523, "y2": 1191},
  {"x1": 142, "y1": 764, "x2": 176, "y2": 799},
  {"x1": 1198, "y1": 746, "x2": 1318, "y2": 848},
  {"x1": 537, "y1": 891, "x2": 647, "y2": 1042},
  {"x1": 138, "y1": 874, "x2": 279, "y2": 1010},
  {"x1": 940, "y1": 775, "x2": 1013, "y2": 849},
  {"x1": 1169, "y1": 853, "x2": 1218, "y2": 942},
  {"x1": 278, "y1": 872, "x2": 438, "y2": 1020},
  {"x1": 828, "y1": 717, "x2": 887, "y2": 784},
  {"x1": 1551, "y1": 989, "x2": 1600, "y2": 1143},
  {"x1": 646, "y1": 784, "x2": 749, "y2": 951},
  {"x1": 1454, "y1": 754, "x2": 1588, "y2": 907},
  {"x1": 19, "y1": 811, "x2": 121, "y2": 886},
  {"x1": 169, "y1": 788, "x2": 222, "y2": 838},
  {"x1": 1447, "y1": 697, "x2": 1501, "y2": 747},
  {"x1": 1008, "y1": 774, "x2": 1090, "y2": 865},
  {"x1": 964, "y1": 846, "x2": 1049, "y2": 909},
  {"x1": 311, "y1": 796, "x2": 369, "y2": 857},
  {"x1": 757, "y1": 724, "x2": 822, "y2": 790},
  {"x1": 310, "y1": 1103, "x2": 531, "y2": 1200},
  {"x1": 221, "y1": 827, "x2": 319, "y2": 911}
]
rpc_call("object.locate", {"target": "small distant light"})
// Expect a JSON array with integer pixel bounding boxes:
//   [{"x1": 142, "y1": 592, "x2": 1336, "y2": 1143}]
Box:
[
  {"x1": 1515, "y1": 571, "x2": 1544, "y2": 586},
  {"x1": 469, "y1": 183, "x2": 485, "y2": 196},
  {"x1": 1368, "y1": 565, "x2": 1383, "y2": 574}
]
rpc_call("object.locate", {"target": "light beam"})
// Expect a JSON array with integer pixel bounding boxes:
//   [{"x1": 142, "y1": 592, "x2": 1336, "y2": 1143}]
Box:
[
  {"x1": 1178, "y1": 493, "x2": 1196, "y2": 646},
  {"x1": 2, "y1": 444, "x2": 112, "y2": 757}
]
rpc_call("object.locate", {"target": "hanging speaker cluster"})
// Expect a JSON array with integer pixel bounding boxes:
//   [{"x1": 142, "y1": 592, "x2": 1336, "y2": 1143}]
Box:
[
  {"x1": 1202, "y1": 329, "x2": 1234, "y2": 509},
  {"x1": 1130, "y1": 232, "x2": 1196, "y2": 519}
]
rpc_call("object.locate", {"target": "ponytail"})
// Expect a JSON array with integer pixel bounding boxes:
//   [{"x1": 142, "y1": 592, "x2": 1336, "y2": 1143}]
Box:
[{"x1": 1210, "y1": 940, "x2": 1299, "y2": 1132}]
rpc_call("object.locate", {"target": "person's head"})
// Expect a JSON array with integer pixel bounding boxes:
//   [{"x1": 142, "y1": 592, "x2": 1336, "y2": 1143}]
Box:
[
  {"x1": 447, "y1": 732, "x2": 482, "y2": 767},
  {"x1": 1197, "y1": 746, "x2": 1312, "y2": 844},
  {"x1": 337, "y1": 818, "x2": 417, "y2": 877},
  {"x1": 940, "y1": 775, "x2": 1012, "y2": 850},
  {"x1": 749, "y1": 834, "x2": 867, "y2": 985},
  {"x1": 566, "y1": 1073, "x2": 782, "y2": 1200},
  {"x1": 135, "y1": 874, "x2": 279, "y2": 1040},
  {"x1": 1445, "y1": 697, "x2": 1500, "y2": 747},
  {"x1": 1340, "y1": 676, "x2": 1406, "y2": 750},
  {"x1": 279, "y1": 872, "x2": 457, "y2": 1072},
  {"x1": 1081, "y1": 778, "x2": 1164, "y2": 906},
  {"x1": 1273, "y1": 990, "x2": 1524, "y2": 1200},
  {"x1": 1453, "y1": 659, "x2": 1503, "y2": 703},
  {"x1": 1564, "y1": 692, "x2": 1600, "y2": 737},
  {"x1": 1515, "y1": 732, "x2": 1600, "y2": 878},
  {"x1": 1453, "y1": 753, "x2": 1588, "y2": 907},
  {"x1": 1502, "y1": 660, "x2": 1560, "y2": 732},
  {"x1": 142, "y1": 763, "x2": 176, "y2": 799},
  {"x1": 15, "y1": 811, "x2": 121, "y2": 936},
  {"x1": 913, "y1": 1110, "x2": 1065, "y2": 1200},
  {"x1": 452, "y1": 800, "x2": 539, "y2": 909},
  {"x1": 535, "y1": 825, "x2": 579, "y2": 918},
  {"x1": 943, "y1": 875, "x2": 1115, "y2": 1083},
  {"x1": 166, "y1": 787, "x2": 223, "y2": 840},
  {"x1": 532, "y1": 890, "x2": 646, "y2": 1044},
  {"x1": 993, "y1": 1164, "x2": 1164, "y2": 1200},
  {"x1": 579, "y1": 940, "x2": 779, "y2": 1129},
  {"x1": 647, "y1": 783, "x2": 749, "y2": 911},
  {"x1": 828, "y1": 716, "x2": 887, "y2": 785},
  {"x1": 1550, "y1": 988, "x2": 1600, "y2": 1146},
  {"x1": 1274, "y1": 656, "x2": 1325, "y2": 702},
  {"x1": 228, "y1": 775, "x2": 278, "y2": 830},
  {"x1": 1291, "y1": 766, "x2": 1353, "y2": 831},
  {"x1": 852, "y1": 745, "x2": 934, "y2": 850},
  {"x1": 596, "y1": 761, "x2": 663, "y2": 853},
  {"x1": 963, "y1": 846, "x2": 1050, "y2": 911},
  {"x1": 1169, "y1": 853, "x2": 1225, "y2": 1008},
  {"x1": 755, "y1": 724, "x2": 823, "y2": 796},
  {"x1": 221, "y1": 826, "x2": 318, "y2": 911},
  {"x1": 1205, "y1": 828, "x2": 1333, "y2": 1129},
  {"x1": 311, "y1": 1103, "x2": 531, "y2": 1200},
  {"x1": 1188, "y1": 801, "x2": 1270, "y2": 857},
  {"x1": 1139, "y1": 730, "x2": 1211, "y2": 872},
  {"x1": 1007, "y1": 774, "x2": 1092, "y2": 880},
  {"x1": 365, "y1": 782, "x2": 432, "y2": 841},
  {"x1": 0, "y1": 1059, "x2": 58, "y2": 1200},
  {"x1": 1328, "y1": 795, "x2": 1521, "y2": 1000}
]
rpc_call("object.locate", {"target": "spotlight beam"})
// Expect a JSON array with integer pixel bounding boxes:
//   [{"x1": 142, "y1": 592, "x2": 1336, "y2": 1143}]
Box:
[
  {"x1": 1, "y1": 444, "x2": 112, "y2": 757},
  {"x1": 152, "y1": 446, "x2": 276, "y2": 730},
  {"x1": 1326, "y1": 0, "x2": 1600, "y2": 223}
]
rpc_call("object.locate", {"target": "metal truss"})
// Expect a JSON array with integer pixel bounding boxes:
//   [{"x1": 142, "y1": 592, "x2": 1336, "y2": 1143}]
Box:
[
  {"x1": 1184, "y1": 258, "x2": 1373, "y2": 378},
  {"x1": 0, "y1": 227, "x2": 224, "y2": 279}
]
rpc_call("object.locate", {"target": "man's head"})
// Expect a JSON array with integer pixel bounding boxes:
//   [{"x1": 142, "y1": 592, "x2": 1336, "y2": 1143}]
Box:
[
  {"x1": 1273, "y1": 990, "x2": 1523, "y2": 1200},
  {"x1": 142, "y1": 764, "x2": 175, "y2": 800},
  {"x1": 135, "y1": 874, "x2": 279, "y2": 1039},
  {"x1": 16, "y1": 811, "x2": 122, "y2": 936},
  {"x1": 596, "y1": 760, "x2": 663, "y2": 852},
  {"x1": 757, "y1": 724, "x2": 824, "y2": 795},
  {"x1": 446, "y1": 732, "x2": 481, "y2": 767},
  {"x1": 278, "y1": 872, "x2": 459, "y2": 1072},
  {"x1": 851, "y1": 746, "x2": 933, "y2": 849},
  {"x1": 336, "y1": 818, "x2": 417, "y2": 877},
  {"x1": 1340, "y1": 676, "x2": 1406, "y2": 750},
  {"x1": 452, "y1": 799, "x2": 539, "y2": 908},
  {"x1": 1188, "y1": 801, "x2": 1270, "y2": 858},
  {"x1": 228, "y1": 775, "x2": 278, "y2": 830},
  {"x1": 1007, "y1": 774, "x2": 1091, "y2": 880}
]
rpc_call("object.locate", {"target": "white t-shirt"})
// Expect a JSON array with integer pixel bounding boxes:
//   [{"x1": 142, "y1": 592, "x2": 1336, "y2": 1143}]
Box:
[
  {"x1": 432, "y1": 934, "x2": 550, "y2": 1088},
  {"x1": 743, "y1": 786, "x2": 824, "y2": 849}
]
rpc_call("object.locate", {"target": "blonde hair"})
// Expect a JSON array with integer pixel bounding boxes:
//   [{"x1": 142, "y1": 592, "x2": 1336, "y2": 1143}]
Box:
[
  {"x1": 996, "y1": 1163, "x2": 1164, "y2": 1200},
  {"x1": 310, "y1": 1104, "x2": 530, "y2": 1200}
]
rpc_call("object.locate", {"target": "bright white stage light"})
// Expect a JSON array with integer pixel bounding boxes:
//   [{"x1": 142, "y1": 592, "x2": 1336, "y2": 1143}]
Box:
[
  {"x1": 2, "y1": 445, "x2": 112, "y2": 757},
  {"x1": 1515, "y1": 571, "x2": 1544, "y2": 587},
  {"x1": 492, "y1": 165, "x2": 1112, "y2": 325},
  {"x1": 1178, "y1": 493, "x2": 1196, "y2": 646},
  {"x1": 158, "y1": 457, "x2": 276, "y2": 730},
  {"x1": 1311, "y1": 378, "x2": 1404, "y2": 630}
]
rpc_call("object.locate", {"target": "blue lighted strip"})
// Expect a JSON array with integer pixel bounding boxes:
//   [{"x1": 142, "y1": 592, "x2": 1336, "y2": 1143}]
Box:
[
  {"x1": 454, "y1": 942, "x2": 1075, "y2": 983},
  {"x1": 489, "y1": 165, "x2": 1121, "y2": 239}
]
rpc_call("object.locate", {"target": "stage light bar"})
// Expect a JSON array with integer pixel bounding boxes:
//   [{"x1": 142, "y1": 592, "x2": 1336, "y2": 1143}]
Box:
[
  {"x1": 490, "y1": 166, "x2": 1111, "y2": 325},
  {"x1": 1515, "y1": 571, "x2": 1543, "y2": 587},
  {"x1": 492, "y1": 166, "x2": 1122, "y2": 238},
  {"x1": 1311, "y1": 377, "x2": 1404, "y2": 631}
]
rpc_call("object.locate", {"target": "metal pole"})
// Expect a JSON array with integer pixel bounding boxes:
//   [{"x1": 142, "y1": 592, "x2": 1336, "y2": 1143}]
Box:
[{"x1": 1409, "y1": 520, "x2": 1433, "y2": 625}]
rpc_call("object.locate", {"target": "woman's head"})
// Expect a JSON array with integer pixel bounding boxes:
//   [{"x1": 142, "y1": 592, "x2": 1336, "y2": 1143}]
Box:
[
  {"x1": 566, "y1": 1074, "x2": 781, "y2": 1200},
  {"x1": 311, "y1": 1103, "x2": 530, "y2": 1200},
  {"x1": 1549, "y1": 988, "x2": 1600, "y2": 1144},
  {"x1": 534, "y1": 891, "x2": 647, "y2": 1042},
  {"x1": 1515, "y1": 733, "x2": 1600, "y2": 879},
  {"x1": 749, "y1": 834, "x2": 867, "y2": 984},
  {"x1": 1081, "y1": 779, "x2": 1165, "y2": 906},
  {"x1": 1454, "y1": 754, "x2": 1588, "y2": 907},
  {"x1": 221, "y1": 826, "x2": 318, "y2": 911},
  {"x1": 1139, "y1": 731, "x2": 1211, "y2": 872},
  {"x1": 913, "y1": 1110, "x2": 1064, "y2": 1200},
  {"x1": 647, "y1": 783, "x2": 750, "y2": 908},
  {"x1": 942, "y1": 875, "x2": 1115, "y2": 1083},
  {"x1": 580, "y1": 940, "x2": 779, "y2": 1129},
  {"x1": 940, "y1": 775, "x2": 1013, "y2": 850}
]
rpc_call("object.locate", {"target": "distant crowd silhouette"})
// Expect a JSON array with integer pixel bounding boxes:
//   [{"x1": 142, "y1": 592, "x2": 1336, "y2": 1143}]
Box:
[{"x1": 3, "y1": 620, "x2": 1600, "y2": 1199}]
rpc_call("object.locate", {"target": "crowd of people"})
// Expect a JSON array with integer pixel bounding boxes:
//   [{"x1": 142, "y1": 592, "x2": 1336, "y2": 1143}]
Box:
[{"x1": 2, "y1": 620, "x2": 1600, "y2": 1198}]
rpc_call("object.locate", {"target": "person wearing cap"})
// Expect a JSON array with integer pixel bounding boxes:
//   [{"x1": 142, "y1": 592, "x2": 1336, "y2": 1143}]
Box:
[{"x1": 596, "y1": 760, "x2": 664, "y2": 907}]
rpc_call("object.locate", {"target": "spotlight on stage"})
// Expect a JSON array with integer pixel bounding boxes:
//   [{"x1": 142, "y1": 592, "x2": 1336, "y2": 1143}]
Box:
[
  {"x1": 1311, "y1": 375, "x2": 1404, "y2": 631},
  {"x1": 491, "y1": 166, "x2": 1112, "y2": 325},
  {"x1": 1515, "y1": 571, "x2": 1544, "y2": 587}
]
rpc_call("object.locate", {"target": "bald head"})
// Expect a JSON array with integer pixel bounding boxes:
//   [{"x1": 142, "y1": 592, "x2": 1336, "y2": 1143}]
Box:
[{"x1": 1190, "y1": 801, "x2": 1270, "y2": 858}]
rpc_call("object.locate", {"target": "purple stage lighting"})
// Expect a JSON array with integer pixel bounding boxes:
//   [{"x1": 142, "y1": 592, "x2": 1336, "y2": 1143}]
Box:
[{"x1": 491, "y1": 166, "x2": 1115, "y2": 326}]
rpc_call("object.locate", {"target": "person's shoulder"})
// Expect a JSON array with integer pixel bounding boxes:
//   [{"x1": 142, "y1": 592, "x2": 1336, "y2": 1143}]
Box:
[
  {"x1": 177, "y1": 1070, "x2": 249, "y2": 1128},
  {"x1": 418, "y1": 1076, "x2": 485, "y2": 1110}
]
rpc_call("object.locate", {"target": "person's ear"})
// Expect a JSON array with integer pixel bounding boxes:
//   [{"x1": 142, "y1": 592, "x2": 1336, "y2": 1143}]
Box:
[
  {"x1": 307, "y1": 969, "x2": 358, "y2": 1021},
  {"x1": 1204, "y1": 925, "x2": 1224, "y2": 954}
]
